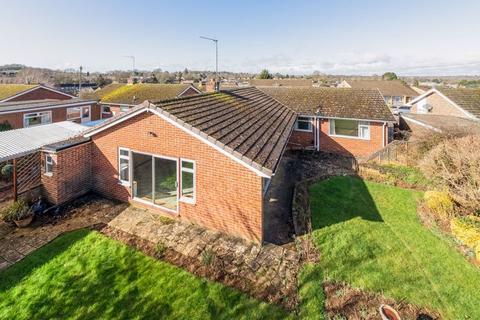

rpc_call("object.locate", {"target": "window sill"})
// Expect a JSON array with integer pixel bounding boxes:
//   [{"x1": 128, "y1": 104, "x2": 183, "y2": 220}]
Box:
[
  {"x1": 179, "y1": 197, "x2": 195, "y2": 205},
  {"x1": 44, "y1": 172, "x2": 53, "y2": 177},
  {"x1": 294, "y1": 128, "x2": 313, "y2": 133},
  {"x1": 118, "y1": 181, "x2": 131, "y2": 187},
  {"x1": 329, "y1": 134, "x2": 370, "y2": 141}
]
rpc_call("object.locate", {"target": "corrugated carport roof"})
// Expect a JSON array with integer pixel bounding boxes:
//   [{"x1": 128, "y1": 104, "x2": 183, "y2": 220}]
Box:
[{"x1": 0, "y1": 121, "x2": 87, "y2": 162}]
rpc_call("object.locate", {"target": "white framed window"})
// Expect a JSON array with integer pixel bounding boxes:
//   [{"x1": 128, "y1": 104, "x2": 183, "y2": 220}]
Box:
[
  {"x1": 101, "y1": 106, "x2": 111, "y2": 114},
  {"x1": 67, "y1": 107, "x2": 82, "y2": 121},
  {"x1": 180, "y1": 159, "x2": 195, "y2": 203},
  {"x1": 392, "y1": 96, "x2": 403, "y2": 106},
  {"x1": 294, "y1": 116, "x2": 313, "y2": 132},
  {"x1": 118, "y1": 147, "x2": 130, "y2": 185},
  {"x1": 329, "y1": 119, "x2": 370, "y2": 140},
  {"x1": 23, "y1": 111, "x2": 52, "y2": 127},
  {"x1": 45, "y1": 154, "x2": 53, "y2": 175}
]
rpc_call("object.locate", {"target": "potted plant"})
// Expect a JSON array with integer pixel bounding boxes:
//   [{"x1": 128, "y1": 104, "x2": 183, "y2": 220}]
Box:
[{"x1": 2, "y1": 200, "x2": 34, "y2": 228}]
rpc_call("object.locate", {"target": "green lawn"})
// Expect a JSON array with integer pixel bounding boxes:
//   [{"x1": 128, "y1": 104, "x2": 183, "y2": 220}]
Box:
[
  {"x1": 300, "y1": 176, "x2": 480, "y2": 319},
  {"x1": 0, "y1": 230, "x2": 291, "y2": 320}
]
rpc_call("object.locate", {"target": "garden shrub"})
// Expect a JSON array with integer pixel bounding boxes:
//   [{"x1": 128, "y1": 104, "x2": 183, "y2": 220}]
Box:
[
  {"x1": 420, "y1": 135, "x2": 480, "y2": 209},
  {"x1": 1, "y1": 199, "x2": 31, "y2": 222},
  {"x1": 451, "y1": 216, "x2": 480, "y2": 260},
  {"x1": 0, "y1": 121, "x2": 12, "y2": 132},
  {"x1": 155, "y1": 241, "x2": 167, "y2": 257},
  {"x1": 424, "y1": 191, "x2": 454, "y2": 217},
  {"x1": 1, "y1": 163, "x2": 13, "y2": 181}
]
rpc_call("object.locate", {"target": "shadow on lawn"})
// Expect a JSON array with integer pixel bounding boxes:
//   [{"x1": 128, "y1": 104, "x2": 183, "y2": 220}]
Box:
[
  {"x1": 309, "y1": 175, "x2": 383, "y2": 230},
  {"x1": 0, "y1": 229, "x2": 89, "y2": 293},
  {"x1": 0, "y1": 229, "x2": 287, "y2": 319}
]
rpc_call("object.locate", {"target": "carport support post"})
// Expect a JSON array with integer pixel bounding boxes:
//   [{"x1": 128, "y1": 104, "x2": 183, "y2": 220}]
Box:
[{"x1": 13, "y1": 158, "x2": 17, "y2": 202}]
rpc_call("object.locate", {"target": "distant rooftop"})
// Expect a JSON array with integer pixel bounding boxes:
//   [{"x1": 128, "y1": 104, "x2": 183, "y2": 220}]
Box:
[
  {"x1": 0, "y1": 84, "x2": 37, "y2": 101},
  {"x1": 248, "y1": 79, "x2": 316, "y2": 87},
  {"x1": 344, "y1": 80, "x2": 418, "y2": 97},
  {"x1": 81, "y1": 83, "x2": 199, "y2": 105},
  {"x1": 436, "y1": 88, "x2": 480, "y2": 119}
]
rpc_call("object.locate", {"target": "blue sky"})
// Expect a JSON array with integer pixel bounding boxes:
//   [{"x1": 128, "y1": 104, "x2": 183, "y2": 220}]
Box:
[{"x1": 1, "y1": 0, "x2": 479, "y2": 75}]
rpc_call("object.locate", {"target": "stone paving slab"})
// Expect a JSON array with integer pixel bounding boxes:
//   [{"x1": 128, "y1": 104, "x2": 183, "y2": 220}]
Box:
[{"x1": 106, "y1": 206, "x2": 301, "y2": 309}]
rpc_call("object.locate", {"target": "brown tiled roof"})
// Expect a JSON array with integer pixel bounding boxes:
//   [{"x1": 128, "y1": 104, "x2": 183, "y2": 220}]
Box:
[
  {"x1": 249, "y1": 79, "x2": 315, "y2": 87},
  {"x1": 81, "y1": 83, "x2": 199, "y2": 105},
  {"x1": 436, "y1": 88, "x2": 480, "y2": 119},
  {"x1": 402, "y1": 113, "x2": 480, "y2": 134},
  {"x1": 258, "y1": 87, "x2": 395, "y2": 122},
  {"x1": 346, "y1": 80, "x2": 418, "y2": 97},
  {"x1": 85, "y1": 87, "x2": 296, "y2": 176}
]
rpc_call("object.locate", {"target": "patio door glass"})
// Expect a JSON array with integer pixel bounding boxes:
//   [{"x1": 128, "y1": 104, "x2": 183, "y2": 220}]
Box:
[
  {"x1": 132, "y1": 152, "x2": 178, "y2": 211},
  {"x1": 154, "y1": 157, "x2": 177, "y2": 210},
  {"x1": 132, "y1": 153, "x2": 153, "y2": 202}
]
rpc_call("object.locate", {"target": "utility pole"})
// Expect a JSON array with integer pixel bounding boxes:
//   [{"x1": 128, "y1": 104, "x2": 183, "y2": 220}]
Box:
[
  {"x1": 200, "y1": 36, "x2": 219, "y2": 90},
  {"x1": 79, "y1": 65, "x2": 83, "y2": 94},
  {"x1": 124, "y1": 55, "x2": 136, "y2": 76}
]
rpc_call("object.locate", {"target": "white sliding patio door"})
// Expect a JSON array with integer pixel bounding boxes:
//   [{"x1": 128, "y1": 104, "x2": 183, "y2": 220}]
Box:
[{"x1": 132, "y1": 152, "x2": 178, "y2": 212}]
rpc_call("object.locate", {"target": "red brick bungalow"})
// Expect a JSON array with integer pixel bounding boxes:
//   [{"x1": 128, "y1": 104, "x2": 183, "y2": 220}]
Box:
[
  {"x1": 259, "y1": 87, "x2": 396, "y2": 157},
  {"x1": 81, "y1": 83, "x2": 201, "y2": 119},
  {"x1": 40, "y1": 87, "x2": 296, "y2": 242},
  {"x1": 0, "y1": 99, "x2": 100, "y2": 129}
]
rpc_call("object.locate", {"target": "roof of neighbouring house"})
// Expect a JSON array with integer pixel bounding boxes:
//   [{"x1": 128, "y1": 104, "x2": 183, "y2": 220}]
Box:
[
  {"x1": 0, "y1": 84, "x2": 37, "y2": 101},
  {"x1": 81, "y1": 83, "x2": 200, "y2": 105},
  {"x1": 401, "y1": 113, "x2": 480, "y2": 134},
  {"x1": 0, "y1": 98, "x2": 97, "y2": 114},
  {"x1": 84, "y1": 87, "x2": 296, "y2": 176},
  {"x1": 248, "y1": 79, "x2": 316, "y2": 87},
  {"x1": 435, "y1": 88, "x2": 480, "y2": 119},
  {"x1": 258, "y1": 86, "x2": 396, "y2": 122},
  {"x1": 0, "y1": 121, "x2": 87, "y2": 161},
  {"x1": 344, "y1": 80, "x2": 418, "y2": 97}
]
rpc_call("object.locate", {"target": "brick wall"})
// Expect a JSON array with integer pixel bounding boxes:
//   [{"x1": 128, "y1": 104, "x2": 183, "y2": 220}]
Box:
[
  {"x1": 41, "y1": 142, "x2": 92, "y2": 204},
  {"x1": 0, "y1": 103, "x2": 100, "y2": 129},
  {"x1": 90, "y1": 112, "x2": 264, "y2": 242},
  {"x1": 319, "y1": 119, "x2": 386, "y2": 157},
  {"x1": 411, "y1": 92, "x2": 467, "y2": 118},
  {"x1": 8, "y1": 87, "x2": 72, "y2": 102},
  {"x1": 288, "y1": 130, "x2": 315, "y2": 148}
]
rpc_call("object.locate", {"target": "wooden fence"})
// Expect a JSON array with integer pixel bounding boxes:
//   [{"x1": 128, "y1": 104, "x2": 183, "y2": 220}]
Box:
[{"x1": 363, "y1": 140, "x2": 417, "y2": 165}]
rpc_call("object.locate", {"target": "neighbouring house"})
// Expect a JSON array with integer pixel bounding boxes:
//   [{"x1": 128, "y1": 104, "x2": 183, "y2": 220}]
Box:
[
  {"x1": 259, "y1": 87, "x2": 396, "y2": 157},
  {"x1": 35, "y1": 87, "x2": 295, "y2": 242},
  {"x1": 81, "y1": 83, "x2": 201, "y2": 119},
  {"x1": 339, "y1": 80, "x2": 418, "y2": 107},
  {"x1": 407, "y1": 87, "x2": 480, "y2": 120},
  {"x1": 399, "y1": 113, "x2": 480, "y2": 140},
  {"x1": 0, "y1": 98, "x2": 100, "y2": 129},
  {"x1": 0, "y1": 84, "x2": 75, "y2": 102}
]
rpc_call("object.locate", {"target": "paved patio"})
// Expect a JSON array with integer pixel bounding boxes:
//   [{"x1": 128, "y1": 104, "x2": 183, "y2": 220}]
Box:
[
  {"x1": 106, "y1": 206, "x2": 301, "y2": 309},
  {"x1": 0, "y1": 196, "x2": 126, "y2": 270}
]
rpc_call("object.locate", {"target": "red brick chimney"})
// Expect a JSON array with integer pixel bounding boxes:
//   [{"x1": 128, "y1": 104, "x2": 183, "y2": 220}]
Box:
[{"x1": 205, "y1": 79, "x2": 217, "y2": 92}]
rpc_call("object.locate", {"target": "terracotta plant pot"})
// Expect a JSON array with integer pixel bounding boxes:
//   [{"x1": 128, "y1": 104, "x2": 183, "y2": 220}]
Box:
[
  {"x1": 379, "y1": 304, "x2": 401, "y2": 320},
  {"x1": 13, "y1": 215, "x2": 34, "y2": 228}
]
